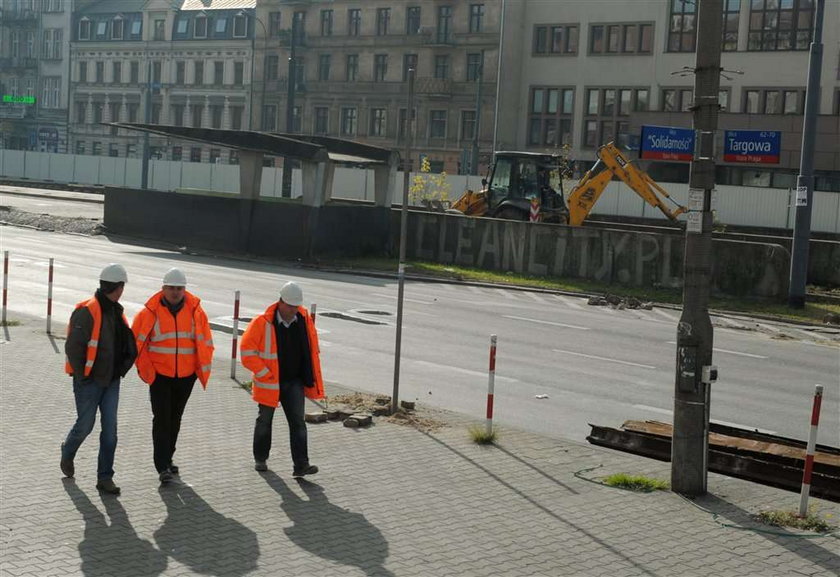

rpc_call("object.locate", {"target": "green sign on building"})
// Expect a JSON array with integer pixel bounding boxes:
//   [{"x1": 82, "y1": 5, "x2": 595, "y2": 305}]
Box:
[{"x1": 2, "y1": 95, "x2": 36, "y2": 104}]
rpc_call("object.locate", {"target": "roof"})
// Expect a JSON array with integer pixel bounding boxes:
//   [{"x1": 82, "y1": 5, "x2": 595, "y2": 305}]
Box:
[
  {"x1": 77, "y1": 0, "x2": 148, "y2": 14},
  {"x1": 178, "y1": 0, "x2": 256, "y2": 10}
]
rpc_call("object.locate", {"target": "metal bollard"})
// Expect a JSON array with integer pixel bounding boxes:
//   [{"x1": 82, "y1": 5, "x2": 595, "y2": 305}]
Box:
[
  {"x1": 799, "y1": 384, "x2": 824, "y2": 517},
  {"x1": 230, "y1": 290, "x2": 240, "y2": 379},
  {"x1": 46, "y1": 258, "x2": 54, "y2": 334},
  {"x1": 486, "y1": 334, "x2": 497, "y2": 436}
]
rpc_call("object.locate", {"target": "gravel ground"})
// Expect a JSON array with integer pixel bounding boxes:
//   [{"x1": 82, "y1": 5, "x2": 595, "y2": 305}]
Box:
[{"x1": 0, "y1": 205, "x2": 105, "y2": 235}]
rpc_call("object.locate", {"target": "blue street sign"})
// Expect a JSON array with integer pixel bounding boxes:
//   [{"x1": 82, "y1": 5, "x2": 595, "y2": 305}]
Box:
[
  {"x1": 639, "y1": 125, "x2": 695, "y2": 162},
  {"x1": 723, "y1": 130, "x2": 780, "y2": 164}
]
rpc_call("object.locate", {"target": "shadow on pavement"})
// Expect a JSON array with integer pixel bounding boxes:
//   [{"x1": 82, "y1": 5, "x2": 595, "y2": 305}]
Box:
[
  {"x1": 493, "y1": 443, "x2": 580, "y2": 495},
  {"x1": 262, "y1": 471, "x2": 394, "y2": 577},
  {"x1": 696, "y1": 494, "x2": 840, "y2": 574},
  {"x1": 47, "y1": 332, "x2": 61, "y2": 353},
  {"x1": 156, "y1": 483, "x2": 260, "y2": 576},
  {"x1": 63, "y1": 479, "x2": 167, "y2": 577}
]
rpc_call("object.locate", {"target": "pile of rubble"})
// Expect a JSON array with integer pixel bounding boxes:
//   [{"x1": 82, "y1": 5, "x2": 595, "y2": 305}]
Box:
[
  {"x1": 306, "y1": 392, "x2": 446, "y2": 432},
  {"x1": 587, "y1": 294, "x2": 654, "y2": 310}
]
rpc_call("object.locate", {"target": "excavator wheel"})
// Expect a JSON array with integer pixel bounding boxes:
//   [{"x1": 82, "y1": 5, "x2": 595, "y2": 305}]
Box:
[{"x1": 494, "y1": 206, "x2": 528, "y2": 221}]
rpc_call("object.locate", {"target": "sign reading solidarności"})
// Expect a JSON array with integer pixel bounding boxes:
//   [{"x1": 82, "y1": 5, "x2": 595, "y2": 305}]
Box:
[
  {"x1": 723, "y1": 130, "x2": 780, "y2": 164},
  {"x1": 640, "y1": 125, "x2": 695, "y2": 162}
]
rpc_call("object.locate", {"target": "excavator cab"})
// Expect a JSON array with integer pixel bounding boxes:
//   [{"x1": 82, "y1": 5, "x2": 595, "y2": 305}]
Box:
[{"x1": 481, "y1": 152, "x2": 569, "y2": 222}]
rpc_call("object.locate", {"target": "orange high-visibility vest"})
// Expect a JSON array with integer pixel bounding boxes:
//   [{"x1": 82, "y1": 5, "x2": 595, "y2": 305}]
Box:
[
  {"x1": 64, "y1": 297, "x2": 103, "y2": 376},
  {"x1": 240, "y1": 303, "x2": 324, "y2": 408},
  {"x1": 132, "y1": 291, "x2": 214, "y2": 387}
]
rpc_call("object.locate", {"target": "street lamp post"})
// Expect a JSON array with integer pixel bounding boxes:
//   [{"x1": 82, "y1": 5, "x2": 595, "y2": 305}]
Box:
[{"x1": 280, "y1": 16, "x2": 299, "y2": 198}]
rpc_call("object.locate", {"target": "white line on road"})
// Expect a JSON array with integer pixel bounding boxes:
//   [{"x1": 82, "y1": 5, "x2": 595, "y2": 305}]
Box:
[
  {"x1": 504, "y1": 315, "x2": 590, "y2": 330},
  {"x1": 409, "y1": 359, "x2": 520, "y2": 383},
  {"x1": 371, "y1": 292, "x2": 436, "y2": 305},
  {"x1": 665, "y1": 341, "x2": 768, "y2": 359},
  {"x1": 551, "y1": 294, "x2": 584, "y2": 309},
  {"x1": 632, "y1": 405, "x2": 777, "y2": 434},
  {"x1": 553, "y1": 349, "x2": 656, "y2": 369},
  {"x1": 523, "y1": 292, "x2": 545, "y2": 302}
]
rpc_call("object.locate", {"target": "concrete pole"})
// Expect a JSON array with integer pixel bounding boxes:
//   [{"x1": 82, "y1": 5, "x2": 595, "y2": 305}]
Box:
[
  {"x1": 141, "y1": 57, "x2": 152, "y2": 190},
  {"x1": 672, "y1": 0, "x2": 722, "y2": 497},
  {"x1": 788, "y1": 0, "x2": 825, "y2": 309},
  {"x1": 281, "y1": 17, "x2": 298, "y2": 199},
  {"x1": 470, "y1": 49, "x2": 485, "y2": 175}
]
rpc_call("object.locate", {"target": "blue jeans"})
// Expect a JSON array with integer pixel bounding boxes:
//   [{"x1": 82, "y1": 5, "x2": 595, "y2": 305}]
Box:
[{"x1": 62, "y1": 376, "x2": 120, "y2": 480}]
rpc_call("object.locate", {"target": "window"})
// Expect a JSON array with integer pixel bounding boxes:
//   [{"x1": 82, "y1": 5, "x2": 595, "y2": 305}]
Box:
[
  {"x1": 176, "y1": 61, "x2": 185, "y2": 84},
  {"x1": 742, "y1": 88, "x2": 805, "y2": 114},
  {"x1": 534, "y1": 24, "x2": 579, "y2": 55},
  {"x1": 234, "y1": 62, "x2": 244, "y2": 85},
  {"x1": 95, "y1": 61, "x2": 104, "y2": 83},
  {"x1": 131, "y1": 20, "x2": 141, "y2": 37},
  {"x1": 214, "y1": 61, "x2": 224, "y2": 85},
  {"x1": 668, "y1": 0, "x2": 696, "y2": 52},
  {"x1": 406, "y1": 6, "x2": 421, "y2": 35},
  {"x1": 370, "y1": 108, "x2": 387, "y2": 136},
  {"x1": 233, "y1": 14, "x2": 247, "y2": 38},
  {"x1": 79, "y1": 61, "x2": 87, "y2": 83},
  {"x1": 748, "y1": 0, "x2": 813, "y2": 51},
  {"x1": 190, "y1": 147, "x2": 202, "y2": 162},
  {"x1": 172, "y1": 104, "x2": 185, "y2": 126},
  {"x1": 171, "y1": 146, "x2": 182, "y2": 161},
  {"x1": 265, "y1": 55, "x2": 278, "y2": 80},
  {"x1": 154, "y1": 19, "x2": 165, "y2": 40},
  {"x1": 215, "y1": 18, "x2": 227, "y2": 34},
  {"x1": 722, "y1": 0, "x2": 741, "y2": 51},
  {"x1": 591, "y1": 22, "x2": 653, "y2": 54},
  {"x1": 398, "y1": 108, "x2": 416, "y2": 142},
  {"x1": 437, "y1": 6, "x2": 452, "y2": 43},
  {"x1": 152, "y1": 61, "x2": 162, "y2": 84},
  {"x1": 108, "y1": 143, "x2": 120, "y2": 158},
  {"x1": 320, "y1": 10, "x2": 333, "y2": 36},
  {"x1": 376, "y1": 8, "x2": 391, "y2": 36},
  {"x1": 176, "y1": 18, "x2": 188, "y2": 35},
  {"x1": 314, "y1": 106, "x2": 329, "y2": 134},
  {"x1": 461, "y1": 110, "x2": 477, "y2": 141},
  {"x1": 93, "y1": 102, "x2": 103, "y2": 123},
  {"x1": 209, "y1": 149, "x2": 221, "y2": 163},
  {"x1": 230, "y1": 105, "x2": 243, "y2": 129},
  {"x1": 341, "y1": 107, "x2": 357, "y2": 136},
  {"x1": 434, "y1": 55, "x2": 449, "y2": 79},
  {"x1": 112, "y1": 61, "x2": 122, "y2": 84},
  {"x1": 42, "y1": 29, "x2": 63, "y2": 59},
  {"x1": 469, "y1": 4, "x2": 485, "y2": 33},
  {"x1": 292, "y1": 106, "x2": 302, "y2": 132},
  {"x1": 269, "y1": 12, "x2": 282, "y2": 37},
  {"x1": 127, "y1": 103, "x2": 138, "y2": 122},
  {"x1": 318, "y1": 54, "x2": 331, "y2": 81},
  {"x1": 262, "y1": 104, "x2": 277, "y2": 130},
  {"x1": 194, "y1": 15, "x2": 208, "y2": 38},
  {"x1": 191, "y1": 105, "x2": 203, "y2": 127},
  {"x1": 151, "y1": 103, "x2": 161, "y2": 124},
  {"x1": 374, "y1": 54, "x2": 388, "y2": 81},
  {"x1": 130, "y1": 61, "x2": 139, "y2": 83},
  {"x1": 744, "y1": 89, "x2": 760, "y2": 113},
  {"x1": 429, "y1": 110, "x2": 447, "y2": 138},
  {"x1": 211, "y1": 105, "x2": 223, "y2": 128},
  {"x1": 76, "y1": 141, "x2": 86, "y2": 155},
  {"x1": 112, "y1": 16, "x2": 124, "y2": 39},
  {"x1": 92, "y1": 142, "x2": 102, "y2": 156},
  {"x1": 76, "y1": 101, "x2": 87, "y2": 122},
  {"x1": 41, "y1": 77, "x2": 60, "y2": 109},
  {"x1": 348, "y1": 9, "x2": 361, "y2": 36},
  {"x1": 346, "y1": 54, "x2": 358, "y2": 81},
  {"x1": 466, "y1": 53, "x2": 482, "y2": 81},
  {"x1": 403, "y1": 54, "x2": 418, "y2": 81},
  {"x1": 79, "y1": 18, "x2": 91, "y2": 40},
  {"x1": 528, "y1": 87, "x2": 574, "y2": 148},
  {"x1": 195, "y1": 61, "x2": 204, "y2": 84},
  {"x1": 660, "y1": 88, "x2": 693, "y2": 111},
  {"x1": 583, "y1": 87, "x2": 646, "y2": 148}
]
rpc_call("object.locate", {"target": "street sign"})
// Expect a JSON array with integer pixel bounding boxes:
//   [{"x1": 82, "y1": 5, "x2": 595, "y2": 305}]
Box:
[
  {"x1": 723, "y1": 130, "x2": 780, "y2": 164},
  {"x1": 639, "y1": 125, "x2": 694, "y2": 162}
]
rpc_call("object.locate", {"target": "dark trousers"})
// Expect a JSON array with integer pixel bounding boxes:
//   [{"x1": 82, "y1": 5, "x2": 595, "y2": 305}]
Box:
[
  {"x1": 149, "y1": 374, "x2": 196, "y2": 473},
  {"x1": 253, "y1": 378, "x2": 308, "y2": 468}
]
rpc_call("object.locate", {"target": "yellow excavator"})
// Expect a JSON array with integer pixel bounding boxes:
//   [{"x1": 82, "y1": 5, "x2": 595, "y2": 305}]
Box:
[{"x1": 449, "y1": 142, "x2": 688, "y2": 225}]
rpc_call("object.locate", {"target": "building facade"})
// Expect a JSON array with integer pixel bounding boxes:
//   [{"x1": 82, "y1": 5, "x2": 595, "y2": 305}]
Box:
[
  {"x1": 0, "y1": 0, "x2": 72, "y2": 152},
  {"x1": 496, "y1": 0, "x2": 840, "y2": 189}
]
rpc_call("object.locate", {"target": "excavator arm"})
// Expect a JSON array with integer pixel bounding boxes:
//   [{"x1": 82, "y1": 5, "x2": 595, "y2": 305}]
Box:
[{"x1": 566, "y1": 142, "x2": 688, "y2": 226}]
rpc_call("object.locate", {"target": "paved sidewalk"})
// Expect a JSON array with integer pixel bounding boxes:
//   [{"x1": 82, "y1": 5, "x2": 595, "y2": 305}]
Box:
[{"x1": 1, "y1": 312, "x2": 838, "y2": 577}]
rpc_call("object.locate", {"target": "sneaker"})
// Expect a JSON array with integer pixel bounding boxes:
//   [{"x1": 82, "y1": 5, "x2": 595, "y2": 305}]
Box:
[
  {"x1": 168, "y1": 463, "x2": 179, "y2": 475},
  {"x1": 96, "y1": 479, "x2": 121, "y2": 495},
  {"x1": 60, "y1": 444, "x2": 74, "y2": 478},
  {"x1": 159, "y1": 470, "x2": 174, "y2": 484},
  {"x1": 254, "y1": 460, "x2": 268, "y2": 472},
  {"x1": 292, "y1": 464, "x2": 318, "y2": 478}
]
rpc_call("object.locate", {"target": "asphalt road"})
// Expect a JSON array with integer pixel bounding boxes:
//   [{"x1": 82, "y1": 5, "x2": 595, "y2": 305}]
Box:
[{"x1": 2, "y1": 223, "x2": 838, "y2": 448}]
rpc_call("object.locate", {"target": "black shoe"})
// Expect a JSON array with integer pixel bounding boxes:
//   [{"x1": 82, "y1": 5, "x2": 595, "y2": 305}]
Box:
[
  {"x1": 293, "y1": 464, "x2": 318, "y2": 478},
  {"x1": 96, "y1": 478, "x2": 121, "y2": 495},
  {"x1": 254, "y1": 460, "x2": 268, "y2": 472},
  {"x1": 60, "y1": 444, "x2": 74, "y2": 478},
  {"x1": 159, "y1": 470, "x2": 173, "y2": 484},
  {"x1": 168, "y1": 463, "x2": 179, "y2": 475}
]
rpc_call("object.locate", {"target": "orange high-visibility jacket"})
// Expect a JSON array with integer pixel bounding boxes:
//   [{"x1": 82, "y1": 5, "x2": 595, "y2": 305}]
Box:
[
  {"x1": 240, "y1": 303, "x2": 324, "y2": 407},
  {"x1": 132, "y1": 291, "x2": 214, "y2": 387},
  {"x1": 64, "y1": 297, "x2": 129, "y2": 376}
]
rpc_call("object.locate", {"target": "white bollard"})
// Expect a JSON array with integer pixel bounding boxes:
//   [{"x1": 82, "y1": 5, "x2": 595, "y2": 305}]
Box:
[
  {"x1": 311, "y1": 302, "x2": 317, "y2": 324},
  {"x1": 799, "y1": 384, "x2": 824, "y2": 517},
  {"x1": 486, "y1": 334, "x2": 497, "y2": 436},
  {"x1": 230, "y1": 290, "x2": 240, "y2": 379}
]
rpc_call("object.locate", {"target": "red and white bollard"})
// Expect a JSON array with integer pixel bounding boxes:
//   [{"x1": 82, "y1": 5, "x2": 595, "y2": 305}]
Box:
[
  {"x1": 230, "y1": 290, "x2": 241, "y2": 379},
  {"x1": 486, "y1": 334, "x2": 497, "y2": 436},
  {"x1": 46, "y1": 258, "x2": 54, "y2": 334},
  {"x1": 2, "y1": 250, "x2": 9, "y2": 324},
  {"x1": 799, "y1": 384, "x2": 824, "y2": 516},
  {"x1": 529, "y1": 197, "x2": 541, "y2": 222},
  {"x1": 311, "y1": 302, "x2": 317, "y2": 324}
]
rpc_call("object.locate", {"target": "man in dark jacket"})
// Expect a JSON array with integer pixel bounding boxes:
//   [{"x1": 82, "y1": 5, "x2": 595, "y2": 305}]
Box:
[{"x1": 61, "y1": 263, "x2": 137, "y2": 495}]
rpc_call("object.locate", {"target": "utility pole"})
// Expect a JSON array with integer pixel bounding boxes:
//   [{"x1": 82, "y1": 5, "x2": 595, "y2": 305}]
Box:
[
  {"x1": 672, "y1": 0, "x2": 722, "y2": 497},
  {"x1": 392, "y1": 68, "x2": 415, "y2": 416},
  {"x1": 141, "y1": 57, "x2": 152, "y2": 190},
  {"x1": 788, "y1": 0, "x2": 825, "y2": 308},
  {"x1": 281, "y1": 15, "x2": 298, "y2": 198},
  {"x1": 470, "y1": 49, "x2": 485, "y2": 176}
]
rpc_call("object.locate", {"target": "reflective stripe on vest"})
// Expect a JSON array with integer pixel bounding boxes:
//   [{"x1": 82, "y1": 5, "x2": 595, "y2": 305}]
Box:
[
  {"x1": 147, "y1": 307, "x2": 198, "y2": 378},
  {"x1": 65, "y1": 297, "x2": 102, "y2": 377}
]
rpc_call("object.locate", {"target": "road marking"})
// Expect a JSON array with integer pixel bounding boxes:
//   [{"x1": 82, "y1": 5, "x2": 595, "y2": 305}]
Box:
[
  {"x1": 551, "y1": 294, "x2": 583, "y2": 309},
  {"x1": 553, "y1": 349, "x2": 655, "y2": 369},
  {"x1": 523, "y1": 292, "x2": 545, "y2": 303},
  {"x1": 410, "y1": 359, "x2": 519, "y2": 383},
  {"x1": 653, "y1": 308, "x2": 679, "y2": 321},
  {"x1": 504, "y1": 315, "x2": 589, "y2": 330},
  {"x1": 632, "y1": 404, "x2": 777, "y2": 434},
  {"x1": 665, "y1": 341, "x2": 768, "y2": 359},
  {"x1": 372, "y1": 292, "x2": 436, "y2": 305}
]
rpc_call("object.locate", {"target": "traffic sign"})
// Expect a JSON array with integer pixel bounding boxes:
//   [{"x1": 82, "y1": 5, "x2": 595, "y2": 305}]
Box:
[
  {"x1": 639, "y1": 125, "x2": 694, "y2": 162},
  {"x1": 723, "y1": 130, "x2": 780, "y2": 164}
]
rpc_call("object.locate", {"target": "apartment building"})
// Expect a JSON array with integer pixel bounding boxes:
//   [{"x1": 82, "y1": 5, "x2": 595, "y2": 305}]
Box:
[
  {"x1": 254, "y1": 0, "x2": 501, "y2": 174},
  {"x1": 0, "y1": 0, "x2": 71, "y2": 152},
  {"x1": 69, "y1": 0, "x2": 255, "y2": 162},
  {"x1": 497, "y1": 0, "x2": 840, "y2": 190}
]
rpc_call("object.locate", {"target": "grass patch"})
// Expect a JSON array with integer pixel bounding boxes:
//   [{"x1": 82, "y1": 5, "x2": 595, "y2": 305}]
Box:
[
  {"x1": 755, "y1": 508, "x2": 836, "y2": 533},
  {"x1": 468, "y1": 424, "x2": 497, "y2": 445},
  {"x1": 325, "y1": 257, "x2": 839, "y2": 325},
  {"x1": 238, "y1": 380, "x2": 253, "y2": 393},
  {"x1": 0, "y1": 319, "x2": 21, "y2": 327},
  {"x1": 602, "y1": 473, "x2": 669, "y2": 492}
]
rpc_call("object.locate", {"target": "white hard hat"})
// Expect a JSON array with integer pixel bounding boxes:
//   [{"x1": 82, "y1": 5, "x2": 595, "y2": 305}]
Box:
[
  {"x1": 162, "y1": 267, "x2": 187, "y2": 287},
  {"x1": 280, "y1": 281, "x2": 303, "y2": 306},
  {"x1": 99, "y1": 263, "x2": 128, "y2": 283}
]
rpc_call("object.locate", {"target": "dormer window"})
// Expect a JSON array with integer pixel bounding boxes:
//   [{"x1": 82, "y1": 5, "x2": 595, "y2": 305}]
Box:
[
  {"x1": 233, "y1": 13, "x2": 247, "y2": 38},
  {"x1": 96, "y1": 21, "x2": 107, "y2": 38},
  {"x1": 131, "y1": 20, "x2": 141, "y2": 36},
  {"x1": 176, "y1": 18, "x2": 188, "y2": 35},
  {"x1": 79, "y1": 17, "x2": 91, "y2": 40},
  {"x1": 112, "y1": 16, "x2": 124, "y2": 40},
  {"x1": 194, "y1": 14, "x2": 208, "y2": 38},
  {"x1": 215, "y1": 17, "x2": 227, "y2": 34}
]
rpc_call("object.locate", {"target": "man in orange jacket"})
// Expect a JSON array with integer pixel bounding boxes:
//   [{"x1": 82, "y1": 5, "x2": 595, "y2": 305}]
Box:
[
  {"x1": 240, "y1": 281, "x2": 324, "y2": 477},
  {"x1": 132, "y1": 268, "x2": 214, "y2": 484}
]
